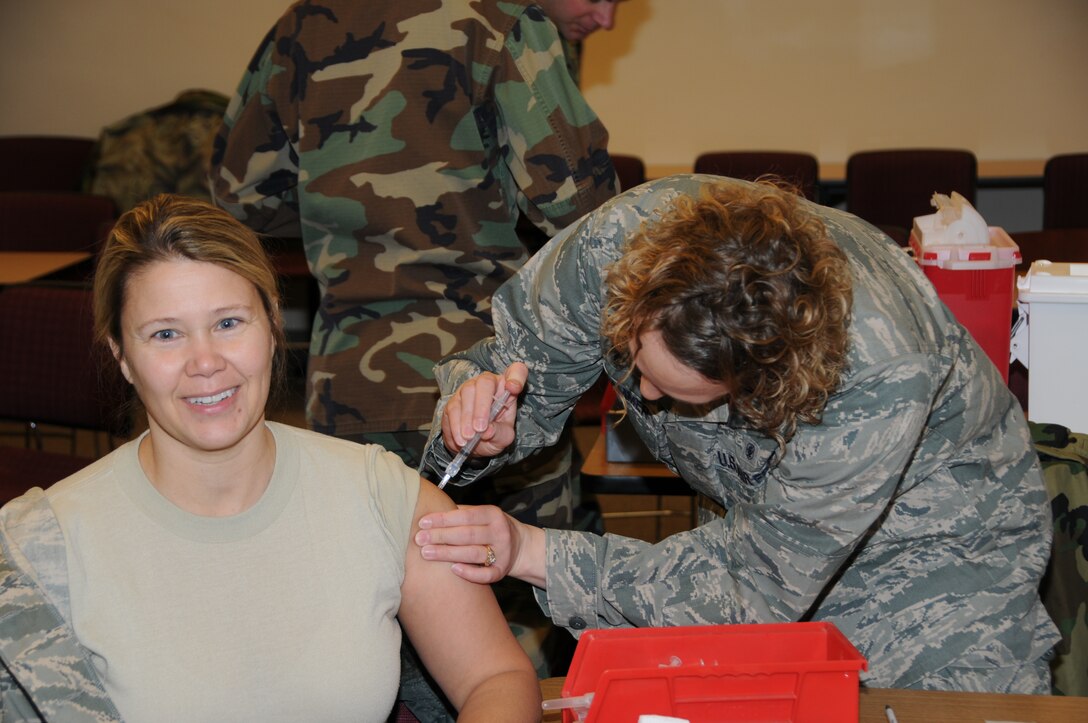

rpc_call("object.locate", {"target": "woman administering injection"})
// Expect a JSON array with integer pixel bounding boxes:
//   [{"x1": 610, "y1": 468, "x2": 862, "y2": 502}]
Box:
[{"x1": 418, "y1": 176, "x2": 1059, "y2": 693}]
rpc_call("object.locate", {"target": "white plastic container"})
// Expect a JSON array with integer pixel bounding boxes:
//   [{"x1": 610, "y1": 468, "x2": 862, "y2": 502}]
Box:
[{"x1": 1015, "y1": 261, "x2": 1088, "y2": 432}]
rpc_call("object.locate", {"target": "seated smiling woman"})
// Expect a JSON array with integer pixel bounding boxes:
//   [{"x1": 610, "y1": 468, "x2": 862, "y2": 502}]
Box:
[{"x1": 0, "y1": 194, "x2": 539, "y2": 722}]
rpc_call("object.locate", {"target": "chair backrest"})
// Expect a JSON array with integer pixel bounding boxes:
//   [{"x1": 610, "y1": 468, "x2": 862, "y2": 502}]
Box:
[
  {"x1": 0, "y1": 283, "x2": 127, "y2": 437},
  {"x1": 846, "y1": 149, "x2": 977, "y2": 244},
  {"x1": 0, "y1": 446, "x2": 95, "y2": 503},
  {"x1": 0, "y1": 191, "x2": 117, "y2": 253},
  {"x1": 693, "y1": 151, "x2": 820, "y2": 201},
  {"x1": 1043, "y1": 153, "x2": 1088, "y2": 230},
  {"x1": 611, "y1": 154, "x2": 647, "y2": 191},
  {"x1": 0, "y1": 136, "x2": 96, "y2": 192}
]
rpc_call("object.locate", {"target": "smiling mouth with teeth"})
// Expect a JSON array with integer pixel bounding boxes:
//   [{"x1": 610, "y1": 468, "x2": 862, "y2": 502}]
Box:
[{"x1": 188, "y1": 387, "x2": 237, "y2": 406}]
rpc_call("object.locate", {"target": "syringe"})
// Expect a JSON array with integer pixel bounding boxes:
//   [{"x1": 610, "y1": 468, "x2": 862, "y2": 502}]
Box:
[{"x1": 437, "y1": 389, "x2": 512, "y2": 490}]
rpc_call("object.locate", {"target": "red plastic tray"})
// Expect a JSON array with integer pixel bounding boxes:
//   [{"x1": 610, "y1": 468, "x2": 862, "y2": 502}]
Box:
[{"x1": 558, "y1": 622, "x2": 867, "y2": 723}]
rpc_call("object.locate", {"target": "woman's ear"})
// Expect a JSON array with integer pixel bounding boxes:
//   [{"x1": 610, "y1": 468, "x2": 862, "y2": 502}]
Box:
[
  {"x1": 108, "y1": 339, "x2": 133, "y2": 385},
  {"x1": 270, "y1": 306, "x2": 282, "y2": 358}
]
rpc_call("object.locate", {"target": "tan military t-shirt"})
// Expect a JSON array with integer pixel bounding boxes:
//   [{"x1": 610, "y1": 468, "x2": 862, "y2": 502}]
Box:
[{"x1": 48, "y1": 422, "x2": 419, "y2": 722}]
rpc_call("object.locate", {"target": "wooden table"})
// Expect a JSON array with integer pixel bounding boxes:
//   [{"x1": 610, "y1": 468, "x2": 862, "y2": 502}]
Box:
[
  {"x1": 580, "y1": 431, "x2": 695, "y2": 536},
  {"x1": 0, "y1": 251, "x2": 91, "y2": 284},
  {"x1": 580, "y1": 431, "x2": 684, "y2": 496},
  {"x1": 540, "y1": 676, "x2": 1088, "y2": 722}
]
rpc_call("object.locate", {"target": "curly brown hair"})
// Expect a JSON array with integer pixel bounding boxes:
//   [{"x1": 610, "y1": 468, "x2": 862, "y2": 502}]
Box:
[{"x1": 603, "y1": 180, "x2": 853, "y2": 447}]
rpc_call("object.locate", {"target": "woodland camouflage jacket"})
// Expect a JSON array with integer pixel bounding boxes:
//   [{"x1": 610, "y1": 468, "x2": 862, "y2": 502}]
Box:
[{"x1": 211, "y1": 0, "x2": 617, "y2": 437}]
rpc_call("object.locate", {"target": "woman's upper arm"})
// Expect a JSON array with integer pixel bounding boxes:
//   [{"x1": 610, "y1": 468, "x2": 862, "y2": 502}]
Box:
[{"x1": 398, "y1": 481, "x2": 536, "y2": 712}]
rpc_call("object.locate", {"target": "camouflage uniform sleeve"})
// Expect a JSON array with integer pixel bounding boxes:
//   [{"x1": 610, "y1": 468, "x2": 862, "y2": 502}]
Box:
[
  {"x1": 421, "y1": 180, "x2": 684, "y2": 481},
  {"x1": 0, "y1": 492, "x2": 123, "y2": 721},
  {"x1": 538, "y1": 356, "x2": 939, "y2": 631},
  {"x1": 421, "y1": 201, "x2": 622, "y2": 480},
  {"x1": 209, "y1": 26, "x2": 302, "y2": 236},
  {"x1": 493, "y1": 8, "x2": 617, "y2": 234}
]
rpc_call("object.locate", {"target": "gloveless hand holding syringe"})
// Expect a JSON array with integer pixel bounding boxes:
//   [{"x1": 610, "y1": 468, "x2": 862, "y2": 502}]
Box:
[{"x1": 437, "y1": 388, "x2": 513, "y2": 489}]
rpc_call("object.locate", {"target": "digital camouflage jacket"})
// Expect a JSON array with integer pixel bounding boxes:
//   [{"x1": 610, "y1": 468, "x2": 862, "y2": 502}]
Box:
[
  {"x1": 423, "y1": 175, "x2": 1061, "y2": 692},
  {"x1": 0, "y1": 491, "x2": 122, "y2": 722},
  {"x1": 211, "y1": 0, "x2": 617, "y2": 438}
]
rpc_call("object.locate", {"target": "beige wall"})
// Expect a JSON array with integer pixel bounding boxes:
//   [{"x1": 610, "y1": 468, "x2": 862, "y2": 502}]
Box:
[
  {"x1": 580, "y1": 0, "x2": 1088, "y2": 176},
  {"x1": 0, "y1": 0, "x2": 287, "y2": 138},
  {"x1": 3, "y1": 0, "x2": 1086, "y2": 176}
]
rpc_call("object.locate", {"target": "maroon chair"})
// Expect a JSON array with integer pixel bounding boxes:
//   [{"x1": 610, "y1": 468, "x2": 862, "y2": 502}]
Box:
[
  {"x1": 0, "y1": 446, "x2": 95, "y2": 503},
  {"x1": 694, "y1": 151, "x2": 820, "y2": 201},
  {"x1": 611, "y1": 154, "x2": 647, "y2": 191},
  {"x1": 0, "y1": 191, "x2": 117, "y2": 254},
  {"x1": 0, "y1": 283, "x2": 129, "y2": 464},
  {"x1": 846, "y1": 148, "x2": 977, "y2": 246},
  {"x1": 0, "y1": 135, "x2": 97, "y2": 192},
  {"x1": 1043, "y1": 152, "x2": 1088, "y2": 230}
]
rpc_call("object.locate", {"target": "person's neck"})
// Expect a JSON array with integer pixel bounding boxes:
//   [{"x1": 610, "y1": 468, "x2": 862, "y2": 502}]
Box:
[{"x1": 137, "y1": 422, "x2": 277, "y2": 517}]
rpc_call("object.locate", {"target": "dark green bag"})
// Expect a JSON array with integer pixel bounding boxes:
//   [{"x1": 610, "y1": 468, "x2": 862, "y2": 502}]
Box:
[
  {"x1": 1032, "y1": 422, "x2": 1088, "y2": 696},
  {"x1": 86, "y1": 89, "x2": 228, "y2": 213}
]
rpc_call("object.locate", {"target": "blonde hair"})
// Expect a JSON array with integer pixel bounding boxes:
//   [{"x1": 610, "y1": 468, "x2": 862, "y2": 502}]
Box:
[{"x1": 603, "y1": 180, "x2": 853, "y2": 448}]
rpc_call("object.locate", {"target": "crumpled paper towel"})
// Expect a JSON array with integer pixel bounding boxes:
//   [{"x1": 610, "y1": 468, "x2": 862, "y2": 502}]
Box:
[{"x1": 912, "y1": 191, "x2": 989, "y2": 247}]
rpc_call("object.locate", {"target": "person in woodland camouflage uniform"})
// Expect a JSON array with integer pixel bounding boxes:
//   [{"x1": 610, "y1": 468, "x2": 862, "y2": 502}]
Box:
[
  {"x1": 210, "y1": 1, "x2": 621, "y2": 718},
  {"x1": 415, "y1": 175, "x2": 1062, "y2": 693},
  {"x1": 211, "y1": 0, "x2": 620, "y2": 515}
]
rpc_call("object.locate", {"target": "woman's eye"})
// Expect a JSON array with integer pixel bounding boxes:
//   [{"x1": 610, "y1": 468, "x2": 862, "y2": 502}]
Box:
[
  {"x1": 151, "y1": 329, "x2": 177, "y2": 341},
  {"x1": 218, "y1": 318, "x2": 241, "y2": 330}
]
